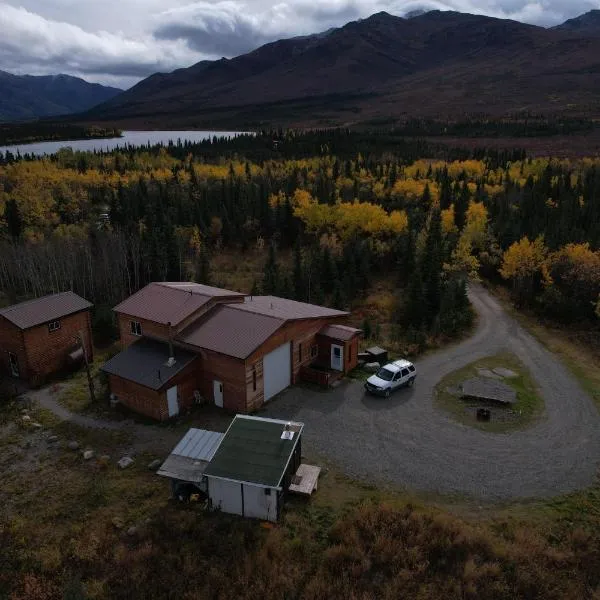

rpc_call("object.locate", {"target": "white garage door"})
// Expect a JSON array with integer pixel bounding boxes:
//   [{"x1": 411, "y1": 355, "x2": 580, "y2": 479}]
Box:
[{"x1": 263, "y1": 342, "x2": 291, "y2": 402}]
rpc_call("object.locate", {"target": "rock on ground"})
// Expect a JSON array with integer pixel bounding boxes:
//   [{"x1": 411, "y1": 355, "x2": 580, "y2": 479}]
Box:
[
  {"x1": 493, "y1": 367, "x2": 519, "y2": 378},
  {"x1": 67, "y1": 441, "x2": 79, "y2": 450},
  {"x1": 148, "y1": 459, "x2": 161, "y2": 471},
  {"x1": 118, "y1": 456, "x2": 134, "y2": 469},
  {"x1": 83, "y1": 450, "x2": 94, "y2": 460},
  {"x1": 477, "y1": 368, "x2": 502, "y2": 379},
  {"x1": 364, "y1": 362, "x2": 381, "y2": 373}
]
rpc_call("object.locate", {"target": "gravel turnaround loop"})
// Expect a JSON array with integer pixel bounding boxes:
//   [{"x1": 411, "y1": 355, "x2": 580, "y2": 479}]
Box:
[{"x1": 261, "y1": 284, "x2": 600, "y2": 500}]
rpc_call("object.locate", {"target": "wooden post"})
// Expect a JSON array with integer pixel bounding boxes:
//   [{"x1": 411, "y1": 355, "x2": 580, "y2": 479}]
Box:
[{"x1": 78, "y1": 330, "x2": 95, "y2": 403}]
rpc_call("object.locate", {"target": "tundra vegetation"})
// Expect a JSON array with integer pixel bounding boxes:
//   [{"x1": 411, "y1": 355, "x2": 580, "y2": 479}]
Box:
[{"x1": 0, "y1": 130, "x2": 599, "y2": 598}]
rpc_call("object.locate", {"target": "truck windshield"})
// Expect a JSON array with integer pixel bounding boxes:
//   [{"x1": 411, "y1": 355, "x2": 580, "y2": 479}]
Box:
[{"x1": 376, "y1": 368, "x2": 395, "y2": 381}]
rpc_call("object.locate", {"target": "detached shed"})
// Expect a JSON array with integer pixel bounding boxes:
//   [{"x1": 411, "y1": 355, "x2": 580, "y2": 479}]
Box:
[
  {"x1": 157, "y1": 428, "x2": 224, "y2": 499},
  {"x1": 204, "y1": 415, "x2": 304, "y2": 522}
]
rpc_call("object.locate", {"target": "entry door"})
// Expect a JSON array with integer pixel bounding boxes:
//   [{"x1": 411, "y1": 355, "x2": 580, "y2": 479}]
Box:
[
  {"x1": 331, "y1": 344, "x2": 344, "y2": 372},
  {"x1": 8, "y1": 352, "x2": 19, "y2": 377},
  {"x1": 213, "y1": 380, "x2": 224, "y2": 408},
  {"x1": 167, "y1": 386, "x2": 179, "y2": 417}
]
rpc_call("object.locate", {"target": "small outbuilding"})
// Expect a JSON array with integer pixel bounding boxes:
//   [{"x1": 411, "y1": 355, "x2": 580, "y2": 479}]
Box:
[
  {"x1": 0, "y1": 291, "x2": 93, "y2": 385},
  {"x1": 157, "y1": 428, "x2": 224, "y2": 499},
  {"x1": 203, "y1": 415, "x2": 304, "y2": 522}
]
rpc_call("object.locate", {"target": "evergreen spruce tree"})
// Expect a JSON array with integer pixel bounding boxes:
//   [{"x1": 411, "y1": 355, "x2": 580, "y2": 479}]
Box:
[
  {"x1": 404, "y1": 267, "x2": 427, "y2": 330},
  {"x1": 4, "y1": 199, "x2": 22, "y2": 239},
  {"x1": 293, "y1": 244, "x2": 305, "y2": 300},
  {"x1": 262, "y1": 242, "x2": 280, "y2": 294},
  {"x1": 362, "y1": 318, "x2": 373, "y2": 339},
  {"x1": 331, "y1": 279, "x2": 347, "y2": 310},
  {"x1": 422, "y1": 208, "x2": 443, "y2": 326},
  {"x1": 455, "y1": 180, "x2": 470, "y2": 230},
  {"x1": 195, "y1": 246, "x2": 211, "y2": 285}
]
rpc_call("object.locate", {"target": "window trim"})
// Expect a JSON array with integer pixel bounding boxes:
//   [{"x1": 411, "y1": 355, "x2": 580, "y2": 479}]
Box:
[
  {"x1": 130, "y1": 320, "x2": 142, "y2": 337},
  {"x1": 48, "y1": 320, "x2": 61, "y2": 333}
]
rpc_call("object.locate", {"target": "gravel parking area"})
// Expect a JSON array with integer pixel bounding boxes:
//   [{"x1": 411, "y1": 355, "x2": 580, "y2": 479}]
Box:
[{"x1": 261, "y1": 284, "x2": 600, "y2": 500}]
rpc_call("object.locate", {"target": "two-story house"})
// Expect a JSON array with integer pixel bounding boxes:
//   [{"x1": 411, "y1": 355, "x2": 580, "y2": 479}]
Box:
[{"x1": 101, "y1": 282, "x2": 361, "y2": 420}]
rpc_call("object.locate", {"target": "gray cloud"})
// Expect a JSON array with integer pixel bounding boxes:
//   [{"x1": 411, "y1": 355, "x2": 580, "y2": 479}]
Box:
[{"x1": 1, "y1": 0, "x2": 599, "y2": 88}]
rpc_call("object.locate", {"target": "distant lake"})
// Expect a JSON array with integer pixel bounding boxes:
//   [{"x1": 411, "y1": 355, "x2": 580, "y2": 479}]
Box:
[{"x1": 0, "y1": 130, "x2": 248, "y2": 157}]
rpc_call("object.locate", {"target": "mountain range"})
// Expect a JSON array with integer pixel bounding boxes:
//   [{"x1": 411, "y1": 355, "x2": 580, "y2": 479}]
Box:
[
  {"x1": 6, "y1": 9, "x2": 600, "y2": 128},
  {"x1": 81, "y1": 9, "x2": 600, "y2": 129},
  {"x1": 0, "y1": 71, "x2": 121, "y2": 122}
]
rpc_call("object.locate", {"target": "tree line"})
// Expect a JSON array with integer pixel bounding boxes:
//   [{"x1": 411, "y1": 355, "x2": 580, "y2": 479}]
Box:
[{"x1": 0, "y1": 130, "x2": 598, "y2": 347}]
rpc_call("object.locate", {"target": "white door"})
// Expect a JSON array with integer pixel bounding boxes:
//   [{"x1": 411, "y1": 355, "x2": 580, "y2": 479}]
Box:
[
  {"x1": 331, "y1": 344, "x2": 344, "y2": 372},
  {"x1": 167, "y1": 386, "x2": 179, "y2": 417},
  {"x1": 263, "y1": 342, "x2": 291, "y2": 402},
  {"x1": 8, "y1": 352, "x2": 19, "y2": 377},
  {"x1": 213, "y1": 380, "x2": 224, "y2": 408}
]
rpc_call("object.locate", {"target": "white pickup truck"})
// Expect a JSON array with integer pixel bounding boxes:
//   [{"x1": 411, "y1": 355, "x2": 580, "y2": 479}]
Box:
[{"x1": 364, "y1": 359, "x2": 417, "y2": 397}]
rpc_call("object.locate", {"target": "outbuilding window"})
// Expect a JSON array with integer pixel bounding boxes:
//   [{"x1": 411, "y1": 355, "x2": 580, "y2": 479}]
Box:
[
  {"x1": 252, "y1": 367, "x2": 257, "y2": 392},
  {"x1": 130, "y1": 321, "x2": 142, "y2": 336},
  {"x1": 298, "y1": 342, "x2": 302, "y2": 361},
  {"x1": 48, "y1": 320, "x2": 61, "y2": 333},
  {"x1": 311, "y1": 345, "x2": 318, "y2": 359}
]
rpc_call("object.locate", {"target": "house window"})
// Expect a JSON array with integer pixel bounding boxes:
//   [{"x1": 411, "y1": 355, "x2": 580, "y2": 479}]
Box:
[
  {"x1": 298, "y1": 342, "x2": 302, "y2": 362},
  {"x1": 311, "y1": 345, "x2": 318, "y2": 359},
  {"x1": 130, "y1": 321, "x2": 142, "y2": 336},
  {"x1": 48, "y1": 320, "x2": 61, "y2": 333},
  {"x1": 252, "y1": 367, "x2": 257, "y2": 392},
  {"x1": 264, "y1": 488, "x2": 271, "y2": 496}
]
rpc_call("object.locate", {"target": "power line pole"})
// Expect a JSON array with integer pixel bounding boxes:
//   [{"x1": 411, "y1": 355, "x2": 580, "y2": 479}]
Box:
[{"x1": 78, "y1": 330, "x2": 95, "y2": 403}]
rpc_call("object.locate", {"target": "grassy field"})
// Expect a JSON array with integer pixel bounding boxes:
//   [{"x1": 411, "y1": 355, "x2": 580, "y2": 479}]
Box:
[
  {"x1": 2, "y1": 399, "x2": 600, "y2": 600},
  {"x1": 434, "y1": 352, "x2": 544, "y2": 433}
]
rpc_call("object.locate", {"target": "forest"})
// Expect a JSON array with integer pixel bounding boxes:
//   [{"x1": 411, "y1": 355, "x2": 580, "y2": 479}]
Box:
[
  {"x1": 0, "y1": 130, "x2": 599, "y2": 351},
  {"x1": 0, "y1": 123, "x2": 121, "y2": 146}
]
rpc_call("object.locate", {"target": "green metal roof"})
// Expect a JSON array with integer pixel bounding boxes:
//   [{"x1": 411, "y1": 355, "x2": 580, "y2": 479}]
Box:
[{"x1": 204, "y1": 416, "x2": 303, "y2": 488}]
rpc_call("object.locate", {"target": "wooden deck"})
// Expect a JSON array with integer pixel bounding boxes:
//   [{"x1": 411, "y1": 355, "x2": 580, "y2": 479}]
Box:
[{"x1": 288, "y1": 464, "x2": 321, "y2": 496}]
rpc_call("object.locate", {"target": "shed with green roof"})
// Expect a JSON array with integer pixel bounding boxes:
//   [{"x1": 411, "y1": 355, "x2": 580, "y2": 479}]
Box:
[{"x1": 204, "y1": 415, "x2": 304, "y2": 521}]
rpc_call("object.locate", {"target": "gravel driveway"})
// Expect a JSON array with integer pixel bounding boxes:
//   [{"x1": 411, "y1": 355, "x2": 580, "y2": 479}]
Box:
[{"x1": 261, "y1": 284, "x2": 600, "y2": 500}]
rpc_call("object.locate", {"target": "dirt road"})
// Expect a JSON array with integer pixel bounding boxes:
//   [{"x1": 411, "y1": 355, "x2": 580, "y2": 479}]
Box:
[{"x1": 262, "y1": 284, "x2": 600, "y2": 500}]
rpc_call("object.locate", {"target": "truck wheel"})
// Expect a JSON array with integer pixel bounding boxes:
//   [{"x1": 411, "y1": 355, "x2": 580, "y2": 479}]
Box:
[
  {"x1": 385, "y1": 388, "x2": 391, "y2": 398},
  {"x1": 408, "y1": 378, "x2": 415, "y2": 387}
]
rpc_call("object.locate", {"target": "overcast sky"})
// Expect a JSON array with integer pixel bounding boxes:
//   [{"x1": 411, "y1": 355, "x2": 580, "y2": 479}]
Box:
[{"x1": 1, "y1": 0, "x2": 598, "y2": 89}]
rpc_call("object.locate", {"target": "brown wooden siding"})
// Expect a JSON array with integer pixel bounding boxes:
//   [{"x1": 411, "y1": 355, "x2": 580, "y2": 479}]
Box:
[
  {"x1": 108, "y1": 357, "x2": 201, "y2": 421},
  {"x1": 196, "y1": 349, "x2": 247, "y2": 413},
  {"x1": 117, "y1": 314, "x2": 170, "y2": 348},
  {"x1": 315, "y1": 333, "x2": 361, "y2": 374},
  {"x1": 0, "y1": 316, "x2": 28, "y2": 379},
  {"x1": 243, "y1": 316, "x2": 348, "y2": 412},
  {"x1": 22, "y1": 310, "x2": 93, "y2": 385}
]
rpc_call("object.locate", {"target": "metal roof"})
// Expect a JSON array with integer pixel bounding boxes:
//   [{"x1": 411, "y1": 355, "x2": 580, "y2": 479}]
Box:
[
  {"x1": 178, "y1": 305, "x2": 285, "y2": 359},
  {"x1": 113, "y1": 282, "x2": 243, "y2": 326},
  {"x1": 100, "y1": 338, "x2": 197, "y2": 390},
  {"x1": 204, "y1": 415, "x2": 304, "y2": 488},
  {"x1": 0, "y1": 291, "x2": 92, "y2": 330},
  {"x1": 235, "y1": 296, "x2": 348, "y2": 321},
  {"x1": 172, "y1": 428, "x2": 224, "y2": 461},
  {"x1": 318, "y1": 324, "x2": 362, "y2": 341},
  {"x1": 157, "y1": 428, "x2": 225, "y2": 483}
]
